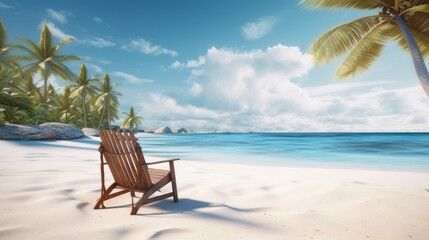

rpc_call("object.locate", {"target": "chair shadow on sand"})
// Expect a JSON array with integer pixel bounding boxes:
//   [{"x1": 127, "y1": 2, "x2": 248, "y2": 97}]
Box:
[{"x1": 140, "y1": 198, "x2": 268, "y2": 228}]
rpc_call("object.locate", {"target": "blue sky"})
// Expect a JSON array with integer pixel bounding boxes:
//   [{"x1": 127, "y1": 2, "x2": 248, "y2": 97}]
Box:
[{"x1": 2, "y1": 0, "x2": 429, "y2": 132}]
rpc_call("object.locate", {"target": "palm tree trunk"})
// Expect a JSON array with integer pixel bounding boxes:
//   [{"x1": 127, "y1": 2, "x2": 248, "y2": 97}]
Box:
[
  {"x1": 82, "y1": 93, "x2": 87, "y2": 128},
  {"x1": 107, "y1": 99, "x2": 111, "y2": 130},
  {"x1": 394, "y1": 13, "x2": 429, "y2": 97},
  {"x1": 97, "y1": 101, "x2": 106, "y2": 130},
  {"x1": 108, "y1": 108, "x2": 111, "y2": 130},
  {"x1": 42, "y1": 74, "x2": 48, "y2": 103}
]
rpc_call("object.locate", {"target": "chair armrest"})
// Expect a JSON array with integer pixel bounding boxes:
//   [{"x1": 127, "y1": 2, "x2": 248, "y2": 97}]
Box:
[{"x1": 145, "y1": 158, "x2": 180, "y2": 165}]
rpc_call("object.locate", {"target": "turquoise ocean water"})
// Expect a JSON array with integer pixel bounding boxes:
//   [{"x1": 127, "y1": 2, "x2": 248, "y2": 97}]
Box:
[{"x1": 136, "y1": 132, "x2": 429, "y2": 172}]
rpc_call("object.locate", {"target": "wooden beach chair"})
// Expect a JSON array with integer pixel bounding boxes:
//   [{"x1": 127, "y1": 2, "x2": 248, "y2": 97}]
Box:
[{"x1": 94, "y1": 129, "x2": 179, "y2": 215}]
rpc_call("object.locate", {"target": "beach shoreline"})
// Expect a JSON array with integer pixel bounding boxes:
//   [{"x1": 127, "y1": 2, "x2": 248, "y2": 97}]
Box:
[{"x1": 1, "y1": 136, "x2": 428, "y2": 239}]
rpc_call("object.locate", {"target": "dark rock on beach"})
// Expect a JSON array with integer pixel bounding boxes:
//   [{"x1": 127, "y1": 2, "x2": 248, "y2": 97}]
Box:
[
  {"x1": 0, "y1": 123, "x2": 84, "y2": 140},
  {"x1": 39, "y1": 122, "x2": 84, "y2": 139},
  {"x1": 0, "y1": 124, "x2": 56, "y2": 140}
]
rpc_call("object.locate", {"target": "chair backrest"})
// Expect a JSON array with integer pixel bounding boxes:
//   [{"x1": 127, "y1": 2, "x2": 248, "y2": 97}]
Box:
[{"x1": 99, "y1": 130, "x2": 152, "y2": 190}]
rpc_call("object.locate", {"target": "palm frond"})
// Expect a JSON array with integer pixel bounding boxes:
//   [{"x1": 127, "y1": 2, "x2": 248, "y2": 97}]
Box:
[
  {"x1": 55, "y1": 55, "x2": 81, "y2": 62},
  {"x1": 0, "y1": 19, "x2": 6, "y2": 49},
  {"x1": 21, "y1": 62, "x2": 42, "y2": 77},
  {"x1": 14, "y1": 39, "x2": 42, "y2": 59},
  {"x1": 58, "y1": 37, "x2": 75, "y2": 46},
  {"x1": 310, "y1": 16, "x2": 386, "y2": 65},
  {"x1": 387, "y1": 23, "x2": 429, "y2": 59},
  {"x1": 40, "y1": 23, "x2": 53, "y2": 55},
  {"x1": 405, "y1": 12, "x2": 429, "y2": 39},
  {"x1": 299, "y1": 0, "x2": 384, "y2": 10},
  {"x1": 336, "y1": 24, "x2": 391, "y2": 78},
  {"x1": 400, "y1": 4, "x2": 429, "y2": 16},
  {"x1": 49, "y1": 59, "x2": 77, "y2": 81},
  {"x1": 49, "y1": 38, "x2": 75, "y2": 56}
]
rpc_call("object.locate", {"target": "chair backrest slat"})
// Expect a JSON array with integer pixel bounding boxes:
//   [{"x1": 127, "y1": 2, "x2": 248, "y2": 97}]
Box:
[
  {"x1": 101, "y1": 131, "x2": 127, "y2": 187},
  {"x1": 99, "y1": 130, "x2": 153, "y2": 190},
  {"x1": 116, "y1": 131, "x2": 139, "y2": 186},
  {"x1": 124, "y1": 130, "x2": 152, "y2": 189},
  {"x1": 109, "y1": 130, "x2": 135, "y2": 188}
]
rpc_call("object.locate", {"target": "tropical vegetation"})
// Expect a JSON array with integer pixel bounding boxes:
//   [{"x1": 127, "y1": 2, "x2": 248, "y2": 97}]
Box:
[
  {"x1": 0, "y1": 19, "x2": 141, "y2": 130},
  {"x1": 120, "y1": 107, "x2": 143, "y2": 130},
  {"x1": 300, "y1": 0, "x2": 429, "y2": 97}
]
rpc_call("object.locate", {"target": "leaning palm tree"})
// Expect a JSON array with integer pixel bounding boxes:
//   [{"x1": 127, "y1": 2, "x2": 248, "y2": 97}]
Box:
[
  {"x1": 14, "y1": 22, "x2": 80, "y2": 102},
  {"x1": 93, "y1": 73, "x2": 121, "y2": 129},
  {"x1": 300, "y1": 0, "x2": 429, "y2": 96},
  {"x1": 70, "y1": 64, "x2": 99, "y2": 127},
  {"x1": 120, "y1": 106, "x2": 143, "y2": 130}
]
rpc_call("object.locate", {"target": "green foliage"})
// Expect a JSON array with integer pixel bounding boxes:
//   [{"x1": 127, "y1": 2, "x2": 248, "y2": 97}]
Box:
[
  {"x1": 94, "y1": 74, "x2": 122, "y2": 129},
  {"x1": 0, "y1": 107, "x2": 5, "y2": 124},
  {"x1": 14, "y1": 22, "x2": 80, "y2": 102},
  {"x1": 70, "y1": 64, "x2": 99, "y2": 127},
  {"x1": 299, "y1": 0, "x2": 382, "y2": 10},
  {"x1": 121, "y1": 106, "x2": 143, "y2": 130},
  {"x1": 0, "y1": 19, "x2": 124, "y2": 128},
  {"x1": 302, "y1": 0, "x2": 429, "y2": 78}
]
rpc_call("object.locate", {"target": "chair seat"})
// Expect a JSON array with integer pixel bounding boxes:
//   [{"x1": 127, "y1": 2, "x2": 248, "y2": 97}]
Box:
[{"x1": 148, "y1": 168, "x2": 170, "y2": 183}]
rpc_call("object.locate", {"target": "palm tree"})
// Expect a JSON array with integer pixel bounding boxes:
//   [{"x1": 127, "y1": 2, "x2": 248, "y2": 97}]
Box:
[
  {"x1": 14, "y1": 22, "x2": 80, "y2": 102},
  {"x1": 0, "y1": 19, "x2": 21, "y2": 71},
  {"x1": 55, "y1": 86, "x2": 76, "y2": 123},
  {"x1": 120, "y1": 106, "x2": 143, "y2": 130},
  {"x1": 300, "y1": 0, "x2": 429, "y2": 96},
  {"x1": 93, "y1": 73, "x2": 121, "y2": 129},
  {"x1": 0, "y1": 68, "x2": 33, "y2": 124},
  {"x1": 70, "y1": 64, "x2": 98, "y2": 127}
]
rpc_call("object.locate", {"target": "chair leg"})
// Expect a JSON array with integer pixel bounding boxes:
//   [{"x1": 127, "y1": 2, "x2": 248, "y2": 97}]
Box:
[
  {"x1": 171, "y1": 179, "x2": 179, "y2": 202},
  {"x1": 94, "y1": 183, "x2": 116, "y2": 209},
  {"x1": 169, "y1": 161, "x2": 179, "y2": 202},
  {"x1": 130, "y1": 192, "x2": 150, "y2": 215}
]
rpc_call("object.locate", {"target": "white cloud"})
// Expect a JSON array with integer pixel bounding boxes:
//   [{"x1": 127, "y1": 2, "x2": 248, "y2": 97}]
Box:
[
  {"x1": 190, "y1": 82, "x2": 203, "y2": 96},
  {"x1": 140, "y1": 94, "x2": 224, "y2": 130},
  {"x1": 121, "y1": 39, "x2": 178, "y2": 57},
  {"x1": 86, "y1": 63, "x2": 103, "y2": 73},
  {"x1": 186, "y1": 45, "x2": 314, "y2": 113},
  {"x1": 111, "y1": 71, "x2": 153, "y2": 84},
  {"x1": 99, "y1": 59, "x2": 112, "y2": 64},
  {"x1": 93, "y1": 17, "x2": 102, "y2": 23},
  {"x1": 0, "y1": 2, "x2": 13, "y2": 9},
  {"x1": 44, "y1": 22, "x2": 114, "y2": 49},
  {"x1": 171, "y1": 56, "x2": 206, "y2": 69},
  {"x1": 242, "y1": 16, "x2": 277, "y2": 40},
  {"x1": 138, "y1": 44, "x2": 429, "y2": 132},
  {"x1": 45, "y1": 21, "x2": 75, "y2": 39},
  {"x1": 81, "y1": 37, "x2": 115, "y2": 48},
  {"x1": 306, "y1": 81, "x2": 392, "y2": 96},
  {"x1": 46, "y1": 9, "x2": 70, "y2": 24},
  {"x1": 33, "y1": 73, "x2": 62, "y2": 89}
]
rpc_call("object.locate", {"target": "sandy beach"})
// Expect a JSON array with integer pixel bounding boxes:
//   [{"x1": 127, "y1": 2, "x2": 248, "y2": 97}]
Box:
[{"x1": 1, "y1": 136, "x2": 429, "y2": 240}]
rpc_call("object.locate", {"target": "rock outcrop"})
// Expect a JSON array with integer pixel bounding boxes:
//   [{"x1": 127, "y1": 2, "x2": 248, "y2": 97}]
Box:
[
  {"x1": 154, "y1": 126, "x2": 173, "y2": 134},
  {"x1": 39, "y1": 122, "x2": 84, "y2": 139},
  {"x1": 0, "y1": 124, "x2": 56, "y2": 140},
  {"x1": 0, "y1": 122, "x2": 84, "y2": 140},
  {"x1": 173, "y1": 128, "x2": 188, "y2": 133}
]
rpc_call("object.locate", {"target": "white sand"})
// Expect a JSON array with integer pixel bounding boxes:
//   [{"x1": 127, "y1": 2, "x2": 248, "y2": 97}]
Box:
[{"x1": 1, "y1": 136, "x2": 429, "y2": 240}]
